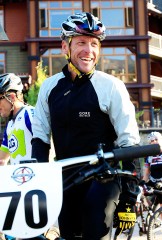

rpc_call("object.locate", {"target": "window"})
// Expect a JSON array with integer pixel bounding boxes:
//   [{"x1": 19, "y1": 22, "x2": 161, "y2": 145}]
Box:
[
  {"x1": 97, "y1": 47, "x2": 136, "y2": 83},
  {"x1": 41, "y1": 47, "x2": 136, "y2": 83},
  {"x1": 39, "y1": 1, "x2": 82, "y2": 37},
  {"x1": 91, "y1": 0, "x2": 134, "y2": 35},
  {"x1": 40, "y1": 9, "x2": 48, "y2": 28},
  {"x1": 0, "y1": 53, "x2": 5, "y2": 74},
  {"x1": 0, "y1": 7, "x2": 4, "y2": 28},
  {"x1": 125, "y1": 7, "x2": 133, "y2": 27},
  {"x1": 41, "y1": 49, "x2": 67, "y2": 76}
]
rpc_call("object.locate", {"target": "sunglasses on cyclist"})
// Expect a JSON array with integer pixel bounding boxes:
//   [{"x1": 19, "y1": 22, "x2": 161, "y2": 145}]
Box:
[
  {"x1": 150, "y1": 139, "x2": 158, "y2": 143},
  {"x1": 0, "y1": 95, "x2": 5, "y2": 101},
  {"x1": 0, "y1": 93, "x2": 12, "y2": 100}
]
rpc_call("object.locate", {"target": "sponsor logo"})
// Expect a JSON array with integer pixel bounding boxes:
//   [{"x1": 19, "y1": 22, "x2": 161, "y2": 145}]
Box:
[
  {"x1": 118, "y1": 212, "x2": 136, "y2": 221},
  {"x1": 79, "y1": 112, "x2": 90, "y2": 117},
  {"x1": 11, "y1": 167, "x2": 35, "y2": 185},
  {"x1": 9, "y1": 134, "x2": 18, "y2": 153}
]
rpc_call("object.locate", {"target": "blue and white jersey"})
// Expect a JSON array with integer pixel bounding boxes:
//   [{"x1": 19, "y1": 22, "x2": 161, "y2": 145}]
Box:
[{"x1": 0, "y1": 106, "x2": 34, "y2": 164}]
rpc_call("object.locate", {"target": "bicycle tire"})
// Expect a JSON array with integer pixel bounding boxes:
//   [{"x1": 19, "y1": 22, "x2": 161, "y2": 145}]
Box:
[
  {"x1": 147, "y1": 206, "x2": 162, "y2": 240},
  {"x1": 137, "y1": 199, "x2": 148, "y2": 235},
  {"x1": 136, "y1": 194, "x2": 160, "y2": 236}
]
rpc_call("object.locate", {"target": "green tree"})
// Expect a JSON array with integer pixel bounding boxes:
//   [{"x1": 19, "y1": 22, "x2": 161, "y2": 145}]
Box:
[
  {"x1": 25, "y1": 61, "x2": 48, "y2": 106},
  {"x1": 136, "y1": 110, "x2": 144, "y2": 127}
]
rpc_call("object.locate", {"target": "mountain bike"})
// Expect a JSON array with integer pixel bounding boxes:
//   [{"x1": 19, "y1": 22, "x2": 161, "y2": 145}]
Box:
[
  {"x1": 62, "y1": 144, "x2": 141, "y2": 240},
  {"x1": 135, "y1": 186, "x2": 162, "y2": 239},
  {"x1": 0, "y1": 144, "x2": 160, "y2": 240}
]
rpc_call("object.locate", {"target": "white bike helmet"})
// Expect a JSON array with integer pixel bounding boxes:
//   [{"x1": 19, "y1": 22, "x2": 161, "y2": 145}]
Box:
[
  {"x1": 61, "y1": 12, "x2": 106, "y2": 41},
  {"x1": 0, "y1": 73, "x2": 23, "y2": 94},
  {"x1": 147, "y1": 131, "x2": 162, "y2": 143}
]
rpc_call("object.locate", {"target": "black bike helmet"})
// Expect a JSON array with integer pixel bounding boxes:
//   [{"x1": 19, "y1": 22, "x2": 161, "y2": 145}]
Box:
[
  {"x1": 0, "y1": 73, "x2": 23, "y2": 94},
  {"x1": 61, "y1": 12, "x2": 106, "y2": 41}
]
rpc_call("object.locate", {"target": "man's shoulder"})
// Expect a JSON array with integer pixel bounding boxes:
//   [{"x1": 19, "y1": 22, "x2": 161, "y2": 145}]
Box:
[
  {"x1": 17, "y1": 105, "x2": 35, "y2": 119},
  {"x1": 40, "y1": 71, "x2": 64, "y2": 95},
  {"x1": 24, "y1": 105, "x2": 35, "y2": 110},
  {"x1": 94, "y1": 70, "x2": 123, "y2": 83},
  {"x1": 92, "y1": 70, "x2": 125, "y2": 89},
  {"x1": 43, "y1": 72, "x2": 64, "y2": 85}
]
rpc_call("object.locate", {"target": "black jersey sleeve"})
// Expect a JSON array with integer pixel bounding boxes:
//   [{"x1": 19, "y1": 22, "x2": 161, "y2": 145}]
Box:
[{"x1": 32, "y1": 138, "x2": 50, "y2": 163}]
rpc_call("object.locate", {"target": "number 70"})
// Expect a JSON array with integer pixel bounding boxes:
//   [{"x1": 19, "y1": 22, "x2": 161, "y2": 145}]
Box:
[{"x1": 0, "y1": 190, "x2": 48, "y2": 230}]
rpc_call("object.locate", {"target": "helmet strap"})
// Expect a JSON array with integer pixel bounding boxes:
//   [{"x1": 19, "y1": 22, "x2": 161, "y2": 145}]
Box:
[
  {"x1": 69, "y1": 61, "x2": 95, "y2": 78},
  {"x1": 4, "y1": 94, "x2": 14, "y2": 118}
]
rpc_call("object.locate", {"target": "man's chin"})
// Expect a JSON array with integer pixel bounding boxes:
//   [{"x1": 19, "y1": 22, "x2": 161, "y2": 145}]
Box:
[{"x1": 80, "y1": 67, "x2": 94, "y2": 74}]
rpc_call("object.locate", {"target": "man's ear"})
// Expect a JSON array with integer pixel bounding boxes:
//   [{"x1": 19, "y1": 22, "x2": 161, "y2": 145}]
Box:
[
  {"x1": 62, "y1": 40, "x2": 69, "y2": 55},
  {"x1": 9, "y1": 92, "x2": 16, "y2": 101}
]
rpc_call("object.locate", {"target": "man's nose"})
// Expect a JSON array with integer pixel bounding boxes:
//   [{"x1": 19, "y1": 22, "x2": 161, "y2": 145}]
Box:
[{"x1": 84, "y1": 43, "x2": 93, "y2": 52}]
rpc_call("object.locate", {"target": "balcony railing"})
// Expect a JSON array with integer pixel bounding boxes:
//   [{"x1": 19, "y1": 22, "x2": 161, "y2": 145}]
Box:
[
  {"x1": 148, "y1": 32, "x2": 162, "y2": 97},
  {"x1": 137, "y1": 108, "x2": 162, "y2": 129},
  {"x1": 150, "y1": 75, "x2": 162, "y2": 98},
  {"x1": 148, "y1": 31, "x2": 162, "y2": 57}
]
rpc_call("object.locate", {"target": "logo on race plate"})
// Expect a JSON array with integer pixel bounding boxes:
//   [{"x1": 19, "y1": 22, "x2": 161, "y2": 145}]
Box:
[{"x1": 11, "y1": 167, "x2": 35, "y2": 185}]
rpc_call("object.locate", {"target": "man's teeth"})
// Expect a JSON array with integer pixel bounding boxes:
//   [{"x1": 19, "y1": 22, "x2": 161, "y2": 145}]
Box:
[{"x1": 81, "y1": 58, "x2": 92, "y2": 61}]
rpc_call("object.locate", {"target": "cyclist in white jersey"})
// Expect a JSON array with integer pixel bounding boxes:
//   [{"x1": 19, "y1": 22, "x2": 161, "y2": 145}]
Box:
[
  {"x1": 0, "y1": 73, "x2": 34, "y2": 165},
  {"x1": 144, "y1": 132, "x2": 162, "y2": 187},
  {"x1": 0, "y1": 73, "x2": 60, "y2": 240}
]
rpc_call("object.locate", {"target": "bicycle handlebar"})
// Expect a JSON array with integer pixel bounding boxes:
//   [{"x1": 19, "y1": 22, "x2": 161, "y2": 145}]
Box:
[
  {"x1": 60, "y1": 144, "x2": 161, "y2": 168},
  {"x1": 63, "y1": 144, "x2": 160, "y2": 191},
  {"x1": 112, "y1": 144, "x2": 160, "y2": 161}
]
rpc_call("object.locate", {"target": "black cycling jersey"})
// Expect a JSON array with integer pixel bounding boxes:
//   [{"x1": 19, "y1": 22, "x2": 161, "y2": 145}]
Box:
[{"x1": 48, "y1": 66, "x2": 117, "y2": 159}]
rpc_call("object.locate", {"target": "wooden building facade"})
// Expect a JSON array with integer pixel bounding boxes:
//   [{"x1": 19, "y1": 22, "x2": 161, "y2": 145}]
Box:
[{"x1": 0, "y1": 0, "x2": 161, "y2": 131}]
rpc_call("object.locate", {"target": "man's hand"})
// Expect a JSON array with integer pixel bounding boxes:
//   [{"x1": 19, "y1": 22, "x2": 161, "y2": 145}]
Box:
[
  {"x1": 139, "y1": 180, "x2": 153, "y2": 195},
  {"x1": 0, "y1": 150, "x2": 10, "y2": 165}
]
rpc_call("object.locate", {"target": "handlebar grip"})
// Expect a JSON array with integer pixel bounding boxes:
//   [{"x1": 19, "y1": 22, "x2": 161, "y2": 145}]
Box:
[{"x1": 112, "y1": 144, "x2": 161, "y2": 161}]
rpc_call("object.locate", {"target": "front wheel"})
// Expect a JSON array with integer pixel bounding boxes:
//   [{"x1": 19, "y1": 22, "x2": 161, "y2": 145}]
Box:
[{"x1": 147, "y1": 207, "x2": 162, "y2": 240}]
